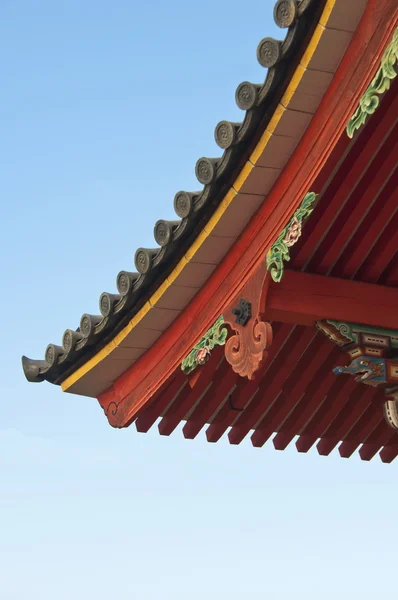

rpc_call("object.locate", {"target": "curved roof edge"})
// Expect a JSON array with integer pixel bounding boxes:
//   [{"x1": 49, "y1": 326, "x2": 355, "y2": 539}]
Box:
[{"x1": 23, "y1": 0, "x2": 340, "y2": 388}]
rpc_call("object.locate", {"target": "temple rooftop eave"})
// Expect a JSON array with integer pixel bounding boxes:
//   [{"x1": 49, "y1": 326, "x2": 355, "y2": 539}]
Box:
[{"x1": 22, "y1": 0, "x2": 370, "y2": 390}]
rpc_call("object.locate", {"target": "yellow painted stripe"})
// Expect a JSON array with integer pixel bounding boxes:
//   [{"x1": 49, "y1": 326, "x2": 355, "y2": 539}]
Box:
[
  {"x1": 319, "y1": 2, "x2": 335, "y2": 27},
  {"x1": 301, "y1": 23, "x2": 326, "y2": 68},
  {"x1": 62, "y1": 0, "x2": 337, "y2": 392},
  {"x1": 280, "y1": 64, "x2": 306, "y2": 107}
]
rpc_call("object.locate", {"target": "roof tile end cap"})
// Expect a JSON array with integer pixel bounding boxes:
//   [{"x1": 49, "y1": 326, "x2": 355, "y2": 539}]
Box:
[{"x1": 22, "y1": 355, "x2": 46, "y2": 383}]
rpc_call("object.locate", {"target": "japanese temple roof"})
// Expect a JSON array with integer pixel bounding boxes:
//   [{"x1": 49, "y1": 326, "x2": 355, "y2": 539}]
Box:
[
  {"x1": 22, "y1": 0, "x2": 398, "y2": 462},
  {"x1": 22, "y1": 0, "x2": 368, "y2": 392},
  {"x1": 96, "y1": 70, "x2": 398, "y2": 463}
]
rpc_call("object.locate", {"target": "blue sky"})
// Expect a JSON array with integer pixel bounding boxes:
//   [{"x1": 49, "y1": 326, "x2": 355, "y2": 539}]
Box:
[{"x1": 1, "y1": 1, "x2": 396, "y2": 598}]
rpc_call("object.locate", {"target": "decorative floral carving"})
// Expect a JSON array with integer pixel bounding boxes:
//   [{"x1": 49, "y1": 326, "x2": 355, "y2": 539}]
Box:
[
  {"x1": 317, "y1": 320, "x2": 398, "y2": 348},
  {"x1": 347, "y1": 27, "x2": 398, "y2": 138},
  {"x1": 181, "y1": 315, "x2": 228, "y2": 375},
  {"x1": 223, "y1": 261, "x2": 273, "y2": 380},
  {"x1": 225, "y1": 320, "x2": 273, "y2": 380},
  {"x1": 266, "y1": 192, "x2": 318, "y2": 282}
]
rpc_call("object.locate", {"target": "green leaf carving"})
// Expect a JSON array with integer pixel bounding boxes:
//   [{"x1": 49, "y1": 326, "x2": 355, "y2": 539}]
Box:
[
  {"x1": 181, "y1": 315, "x2": 228, "y2": 375},
  {"x1": 347, "y1": 27, "x2": 398, "y2": 139},
  {"x1": 266, "y1": 192, "x2": 318, "y2": 283}
]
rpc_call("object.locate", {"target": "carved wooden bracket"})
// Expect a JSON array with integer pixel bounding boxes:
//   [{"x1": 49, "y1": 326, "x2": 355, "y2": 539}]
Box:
[
  {"x1": 316, "y1": 320, "x2": 398, "y2": 432},
  {"x1": 223, "y1": 261, "x2": 273, "y2": 380}
]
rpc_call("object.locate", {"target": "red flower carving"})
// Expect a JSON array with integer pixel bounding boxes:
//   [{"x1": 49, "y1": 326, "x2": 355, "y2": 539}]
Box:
[
  {"x1": 196, "y1": 347, "x2": 211, "y2": 365},
  {"x1": 284, "y1": 217, "x2": 302, "y2": 247}
]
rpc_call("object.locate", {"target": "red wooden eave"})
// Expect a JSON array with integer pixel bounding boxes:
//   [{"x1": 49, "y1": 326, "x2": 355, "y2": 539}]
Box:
[{"x1": 97, "y1": 0, "x2": 398, "y2": 463}]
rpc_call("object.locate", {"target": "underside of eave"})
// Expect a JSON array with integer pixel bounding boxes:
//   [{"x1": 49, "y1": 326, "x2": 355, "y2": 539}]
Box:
[
  {"x1": 97, "y1": 75, "x2": 398, "y2": 463},
  {"x1": 59, "y1": 0, "x2": 381, "y2": 399}
]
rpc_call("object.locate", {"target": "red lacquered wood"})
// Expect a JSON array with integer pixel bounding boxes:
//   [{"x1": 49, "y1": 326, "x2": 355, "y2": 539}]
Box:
[
  {"x1": 309, "y1": 129, "x2": 398, "y2": 275},
  {"x1": 98, "y1": 1, "x2": 398, "y2": 429},
  {"x1": 182, "y1": 361, "x2": 238, "y2": 439},
  {"x1": 205, "y1": 323, "x2": 291, "y2": 443},
  {"x1": 380, "y1": 254, "x2": 398, "y2": 286},
  {"x1": 293, "y1": 88, "x2": 398, "y2": 271},
  {"x1": 316, "y1": 387, "x2": 377, "y2": 456},
  {"x1": 228, "y1": 327, "x2": 315, "y2": 445},
  {"x1": 296, "y1": 377, "x2": 356, "y2": 453},
  {"x1": 338, "y1": 406, "x2": 383, "y2": 458},
  {"x1": 359, "y1": 428, "x2": 397, "y2": 461},
  {"x1": 273, "y1": 346, "x2": 342, "y2": 450},
  {"x1": 135, "y1": 371, "x2": 186, "y2": 433},
  {"x1": 266, "y1": 270, "x2": 398, "y2": 330},
  {"x1": 379, "y1": 444, "x2": 398, "y2": 463},
  {"x1": 223, "y1": 262, "x2": 272, "y2": 380},
  {"x1": 158, "y1": 347, "x2": 223, "y2": 436},
  {"x1": 333, "y1": 167, "x2": 398, "y2": 278},
  {"x1": 356, "y1": 211, "x2": 398, "y2": 283},
  {"x1": 251, "y1": 336, "x2": 331, "y2": 448}
]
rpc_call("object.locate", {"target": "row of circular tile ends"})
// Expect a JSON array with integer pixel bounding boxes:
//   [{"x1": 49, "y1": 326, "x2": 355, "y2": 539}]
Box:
[{"x1": 23, "y1": 0, "x2": 317, "y2": 380}]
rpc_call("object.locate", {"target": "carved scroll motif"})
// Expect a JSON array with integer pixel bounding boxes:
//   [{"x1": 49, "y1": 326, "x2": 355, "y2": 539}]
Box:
[
  {"x1": 223, "y1": 261, "x2": 273, "y2": 380},
  {"x1": 181, "y1": 315, "x2": 228, "y2": 375},
  {"x1": 347, "y1": 27, "x2": 398, "y2": 138},
  {"x1": 266, "y1": 192, "x2": 318, "y2": 282}
]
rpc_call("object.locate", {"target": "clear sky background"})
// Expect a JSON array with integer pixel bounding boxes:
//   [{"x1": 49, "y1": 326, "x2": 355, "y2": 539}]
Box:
[{"x1": 1, "y1": 1, "x2": 396, "y2": 598}]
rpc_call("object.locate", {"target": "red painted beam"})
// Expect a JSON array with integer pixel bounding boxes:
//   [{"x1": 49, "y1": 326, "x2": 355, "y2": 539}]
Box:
[
  {"x1": 356, "y1": 211, "x2": 398, "y2": 284},
  {"x1": 293, "y1": 88, "x2": 398, "y2": 271},
  {"x1": 296, "y1": 377, "x2": 356, "y2": 453},
  {"x1": 273, "y1": 346, "x2": 342, "y2": 450},
  {"x1": 135, "y1": 371, "x2": 186, "y2": 433},
  {"x1": 251, "y1": 336, "x2": 331, "y2": 448},
  {"x1": 333, "y1": 166, "x2": 398, "y2": 279},
  {"x1": 359, "y1": 428, "x2": 396, "y2": 462},
  {"x1": 182, "y1": 361, "x2": 238, "y2": 439},
  {"x1": 266, "y1": 270, "x2": 398, "y2": 329},
  {"x1": 311, "y1": 128, "x2": 398, "y2": 275},
  {"x1": 229, "y1": 327, "x2": 315, "y2": 445},
  {"x1": 381, "y1": 254, "x2": 398, "y2": 286},
  {"x1": 316, "y1": 387, "x2": 376, "y2": 456},
  {"x1": 379, "y1": 443, "x2": 398, "y2": 463},
  {"x1": 158, "y1": 347, "x2": 223, "y2": 436},
  {"x1": 205, "y1": 323, "x2": 291, "y2": 442},
  {"x1": 205, "y1": 375, "x2": 260, "y2": 443},
  {"x1": 338, "y1": 407, "x2": 383, "y2": 459},
  {"x1": 98, "y1": 2, "x2": 398, "y2": 430}
]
